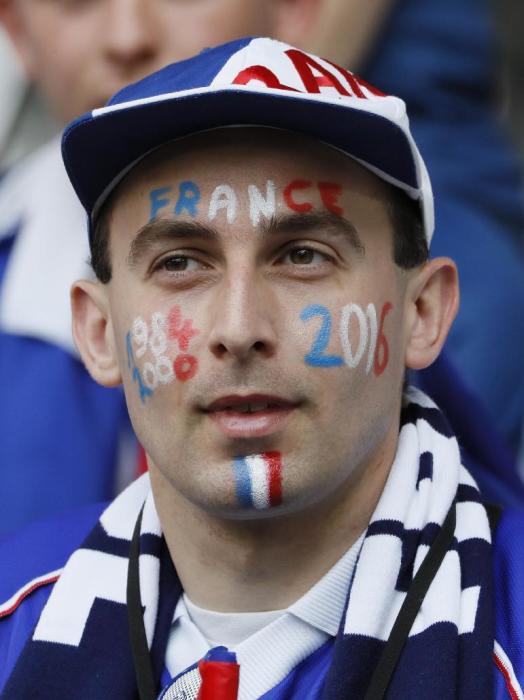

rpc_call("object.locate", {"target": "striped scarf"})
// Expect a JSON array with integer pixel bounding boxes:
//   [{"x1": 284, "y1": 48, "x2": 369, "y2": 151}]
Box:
[{"x1": 3, "y1": 388, "x2": 494, "y2": 699}]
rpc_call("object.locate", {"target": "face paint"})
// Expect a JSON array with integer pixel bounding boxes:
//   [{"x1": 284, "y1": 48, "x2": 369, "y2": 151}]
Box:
[
  {"x1": 208, "y1": 184, "x2": 238, "y2": 224},
  {"x1": 147, "y1": 178, "x2": 344, "y2": 226},
  {"x1": 283, "y1": 179, "x2": 313, "y2": 213},
  {"x1": 175, "y1": 180, "x2": 201, "y2": 217},
  {"x1": 318, "y1": 181, "x2": 343, "y2": 215},
  {"x1": 126, "y1": 331, "x2": 154, "y2": 403},
  {"x1": 233, "y1": 452, "x2": 283, "y2": 509},
  {"x1": 300, "y1": 304, "x2": 344, "y2": 367},
  {"x1": 373, "y1": 302, "x2": 393, "y2": 376},
  {"x1": 301, "y1": 302, "x2": 392, "y2": 375},
  {"x1": 149, "y1": 186, "x2": 172, "y2": 221},
  {"x1": 127, "y1": 306, "x2": 199, "y2": 400},
  {"x1": 248, "y1": 180, "x2": 275, "y2": 227},
  {"x1": 168, "y1": 305, "x2": 200, "y2": 351}
]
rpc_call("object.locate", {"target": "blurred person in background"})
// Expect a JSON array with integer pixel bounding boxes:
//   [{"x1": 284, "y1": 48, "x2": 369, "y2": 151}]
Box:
[
  {"x1": 0, "y1": 0, "x2": 322, "y2": 533},
  {"x1": 1, "y1": 0, "x2": 523, "y2": 534},
  {"x1": 310, "y1": 0, "x2": 524, "y2": 460},
  {"x1": 0, "y1": 28, "x2": 55, "y2": 168},
  {"x1": 359, "y1": 0, "x2": 524, "y2": 459}
]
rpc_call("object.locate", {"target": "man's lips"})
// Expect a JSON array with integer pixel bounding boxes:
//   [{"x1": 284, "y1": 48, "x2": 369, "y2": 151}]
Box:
[{"x1": 202, "y1": 394, "x2": 298, "y2": 439}]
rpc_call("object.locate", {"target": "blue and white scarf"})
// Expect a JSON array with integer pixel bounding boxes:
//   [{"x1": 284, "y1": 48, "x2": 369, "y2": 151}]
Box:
[{"x1": 3, "y1": 388, "x2": 494, "y2": 699}]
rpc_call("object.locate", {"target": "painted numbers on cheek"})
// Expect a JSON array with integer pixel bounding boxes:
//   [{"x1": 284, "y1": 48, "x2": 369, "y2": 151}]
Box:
[
  {"x1": 128, "y1": 307, "x2": 199, "y2": 400},
  {"x1": 126, "y1": 331, "x2": 154, "y2": 403},
  {"x1": 168, "y1": 305, "x2": 200, "y2": 381},
  {"x1": 301, "y1": 302, "x2": 392, "y2": 375},
  {"x1": 233, "y1": 452, "x2": 283, "y2": 509},
  {"x1": 373, "y1": 302, "x2": 392, "y2": 376},
  {"x1": 300, "y1": 304, "x2": 344, "y2": 367}
]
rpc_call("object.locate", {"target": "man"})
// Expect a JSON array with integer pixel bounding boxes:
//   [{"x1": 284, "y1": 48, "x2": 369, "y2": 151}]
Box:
[
  {"x1": 0, "y1": 38, "x2": 521, "y2": 699},
  {"x1": 2, "y1": 0, "x2": 522, "y2": 537}
]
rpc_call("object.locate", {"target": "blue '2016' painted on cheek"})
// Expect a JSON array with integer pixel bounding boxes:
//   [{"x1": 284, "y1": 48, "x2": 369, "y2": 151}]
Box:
[{"x1": 300, "y1": 304, "x2": 344, "y2": 367}]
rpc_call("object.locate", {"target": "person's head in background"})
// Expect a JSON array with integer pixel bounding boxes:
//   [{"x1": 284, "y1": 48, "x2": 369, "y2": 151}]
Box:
[
  {"x1": 0, "y1": 0, "x2": 326, "y2": 123},
  {"x1": 0, "y1": 0, "x2": 393, "y2": 124}
]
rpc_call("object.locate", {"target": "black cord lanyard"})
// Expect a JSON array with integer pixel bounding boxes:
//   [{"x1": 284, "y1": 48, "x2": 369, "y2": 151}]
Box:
[
  {"x1": 127, "y1": 505, "x2": 158, "y2": 700},
  {"x1": 363, "y1": 500, "x2": 456, "y2": 700},
  {"x1": 127, "y1": 501, "x2": 456, "y2": 700}
]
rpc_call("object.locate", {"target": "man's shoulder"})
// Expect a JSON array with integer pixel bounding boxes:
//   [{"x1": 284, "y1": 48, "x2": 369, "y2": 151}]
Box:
[
  {"x1": 0, "y1": 501, "x2": 106, "y2": 692},
  {"x1": 0, "y1": 501, "x2": 106, "y2": 618},
  {"x1": 493, "y1": 508, "x2": 524, "y2": 699},
  {"x1": 493, "y1": 507, "x2": 524, "y2": 570}
]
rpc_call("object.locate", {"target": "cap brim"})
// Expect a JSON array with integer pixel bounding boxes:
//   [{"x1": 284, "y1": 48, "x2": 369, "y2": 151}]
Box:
[{"x1": 62, "y1": 87, "x2": 420, "y2": 228}]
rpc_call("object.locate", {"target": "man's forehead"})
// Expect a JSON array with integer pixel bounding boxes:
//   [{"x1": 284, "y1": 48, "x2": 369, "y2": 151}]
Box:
[{"x1": 114, "y1": 126, "x2": 389, "y2": 207}]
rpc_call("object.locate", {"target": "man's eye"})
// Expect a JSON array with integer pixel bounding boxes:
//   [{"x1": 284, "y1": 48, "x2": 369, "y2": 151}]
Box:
[
  {"x1": 158, "y1": 255, "x2": 202, "y2": 272},
  {"x1": 284, "y1": 247, "x2": 329, "y2": 265}
]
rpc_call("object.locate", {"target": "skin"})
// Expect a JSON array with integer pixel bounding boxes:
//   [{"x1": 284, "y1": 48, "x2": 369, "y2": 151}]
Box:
[
  {"x1": 0, "y1": 0, "x2": 393, "y2": 124},
  {"x1": 0, "y1": 0, "x2": 319, "y2": 122},
  {"x1": 72, "y1": 128, "x2": 459, "y2": 612}
]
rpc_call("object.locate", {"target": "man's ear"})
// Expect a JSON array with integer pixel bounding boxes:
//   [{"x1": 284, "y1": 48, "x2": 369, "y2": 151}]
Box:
[
  {"x1": 271, "y1": 0, "x2": 322, "y2": 47},
  {"x1": 71, "y1": 280, "x2": 122, "y2": 387},
  {"x1": 404, "y1": 257, "x2": 459, "y2": 370}
]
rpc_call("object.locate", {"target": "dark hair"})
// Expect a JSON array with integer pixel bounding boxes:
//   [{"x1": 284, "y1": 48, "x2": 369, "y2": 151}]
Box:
[
  {"x1": 90, "y1": 183, "x2": 428, "y2": 283},
  {"x1": 387, "y1": 187, "x2": 428, "y2": 269},
  {"x1": 90, "y1": 206, "x2": 113, "y2": 284}
]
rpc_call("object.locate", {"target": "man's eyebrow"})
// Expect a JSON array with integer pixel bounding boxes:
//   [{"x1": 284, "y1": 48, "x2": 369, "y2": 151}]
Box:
[
  {"x1": 127, "y1": 218, "x2": 219, "y2": 267},
  {"x1": 263, "y1": 211, "x2": 365, "y2": 255}
]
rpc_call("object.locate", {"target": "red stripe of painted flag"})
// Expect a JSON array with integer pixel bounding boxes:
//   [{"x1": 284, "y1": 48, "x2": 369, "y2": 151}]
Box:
[{"x1": 265, "y1": 451, "x2": 283, "y2": 506}]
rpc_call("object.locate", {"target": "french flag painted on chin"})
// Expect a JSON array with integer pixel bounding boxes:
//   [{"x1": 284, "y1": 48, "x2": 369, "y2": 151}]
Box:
[{"x1": 233, "y1": 452, "x2": 283, "y2": 509}]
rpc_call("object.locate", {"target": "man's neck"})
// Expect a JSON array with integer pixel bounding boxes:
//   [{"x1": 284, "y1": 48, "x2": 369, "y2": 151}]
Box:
[{"x1": 149, "y1": 427, "x2": 397, "y2": 613}]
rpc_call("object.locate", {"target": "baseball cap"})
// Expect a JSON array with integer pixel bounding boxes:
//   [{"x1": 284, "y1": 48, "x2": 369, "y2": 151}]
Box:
[{"x1": 61, "y1": 36, "x2": 434, "y2": 243}]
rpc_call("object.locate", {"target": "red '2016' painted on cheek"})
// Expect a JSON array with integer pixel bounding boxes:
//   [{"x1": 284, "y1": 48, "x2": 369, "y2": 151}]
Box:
[{"x1": 373, "y1": 302, "x2": 392, "y2": 376}]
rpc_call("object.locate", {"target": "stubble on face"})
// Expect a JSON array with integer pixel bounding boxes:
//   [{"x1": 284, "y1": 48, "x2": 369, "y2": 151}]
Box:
[{"x1": 105, "y1": 129, "x2": 408, "y2": 523}]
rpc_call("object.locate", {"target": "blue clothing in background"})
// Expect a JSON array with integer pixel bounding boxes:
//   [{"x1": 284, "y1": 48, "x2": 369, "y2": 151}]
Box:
[
  {"x1": 366, "y1": 0, "x2": 524, "y2": 450},
  {"x1": 0, "y1": 234, "x2": 132, "y2": 534}
]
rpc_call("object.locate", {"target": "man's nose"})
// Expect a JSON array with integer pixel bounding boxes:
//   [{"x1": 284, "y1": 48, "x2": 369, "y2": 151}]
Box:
[
  {"x1": 208, "y1": 272, "x2": 278, "y2": 363},
  {"x1": 103, "y1": 0, "x2": 158, "y2": 71}
]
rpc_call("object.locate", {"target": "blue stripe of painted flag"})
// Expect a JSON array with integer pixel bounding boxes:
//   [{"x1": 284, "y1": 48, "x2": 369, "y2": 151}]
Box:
[{"x1": 233, "y1": 457, "x2": 253, "y2": 507}]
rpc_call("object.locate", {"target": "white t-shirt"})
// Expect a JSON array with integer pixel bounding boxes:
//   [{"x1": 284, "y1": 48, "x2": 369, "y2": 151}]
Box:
[{"x1": 164, "y1": 533, "x2": 364, "y2": 698}]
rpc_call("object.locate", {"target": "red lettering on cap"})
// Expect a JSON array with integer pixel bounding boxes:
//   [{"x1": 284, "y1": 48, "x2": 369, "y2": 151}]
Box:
[
  {"x1": 318, "y1": 182, "x2": 343, "y2": 215},
  {"x1": 323, "y1": 61, "x2": 366, "y2": 99},
  {"x1": 285, "y1": 49, "x2": 351, "y2": 96},
  {"x1": 284, "y1": 180, "x2": 313, "y2": 212},
  {"x1": 354, "y1": 75, "x2": 387, "y2": 97},
  {"x1": 232, "y1": 65, "x2": 298, "y2": 92}
]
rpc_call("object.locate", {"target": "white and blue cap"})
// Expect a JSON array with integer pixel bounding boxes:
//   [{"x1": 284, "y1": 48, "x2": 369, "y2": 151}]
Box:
[{"x1": 62, "y1": 36, "x2": 434, "y2": 243}]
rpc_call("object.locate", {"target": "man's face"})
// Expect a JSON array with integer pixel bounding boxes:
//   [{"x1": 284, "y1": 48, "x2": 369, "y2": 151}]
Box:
[
  {"x1": 6, "y1": 0, "x2": 276, "y2": 122},
  {"x1": 104, "y1": 129, "x2": 411, "y2": 519}
]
